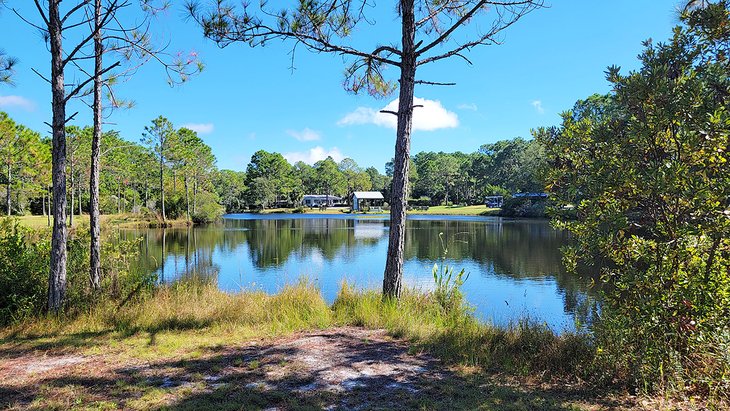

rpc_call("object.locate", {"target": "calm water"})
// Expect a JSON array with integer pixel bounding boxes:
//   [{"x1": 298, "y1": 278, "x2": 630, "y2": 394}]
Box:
[{"x1": 118, "y1": 214, "x2": 598, "y2": 332}]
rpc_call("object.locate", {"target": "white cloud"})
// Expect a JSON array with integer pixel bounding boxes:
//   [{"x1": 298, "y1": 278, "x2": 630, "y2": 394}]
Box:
[
  {"x1": 0, "y1": 95, "x2": 35, "y2": 111},
  {"x1": 457, "y1": 103, "x2": 478, "y2": 111},
  {"x1": 286, "y1": 127, "x2": 321, "y2": 142},
  {"x1": 283, "y1": 146, "x2": 344, "y2": 165},
  {"x1": 181, "y1": 123, "x2": 214, "y2": 134},
  {"x1": 531, "y1": 100, "x2": 545, "y2": 114},
  {"x1": 337, "y1": 97, "x2": 459, "y2": 131}
]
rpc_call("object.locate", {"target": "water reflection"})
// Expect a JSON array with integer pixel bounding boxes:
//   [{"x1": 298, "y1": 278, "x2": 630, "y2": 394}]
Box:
[{"x1": 118, "y1": 214, "x2": 598, "y2": 331}]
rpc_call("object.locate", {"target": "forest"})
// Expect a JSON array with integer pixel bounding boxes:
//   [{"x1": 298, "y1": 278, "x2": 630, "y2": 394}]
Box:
[{"x1": 1, "y1": 110, "x2": 545, "y2": 217}]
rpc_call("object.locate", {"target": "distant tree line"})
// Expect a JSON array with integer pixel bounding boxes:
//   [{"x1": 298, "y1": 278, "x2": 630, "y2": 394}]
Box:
[
  {"x1": 2, "y1": 110, "x2": 546, "y2": 218},
  {"x1": 0, "y1": 113, "x2": 222, "y2": 223},
  {"x1": 216, "y1": 138, "x2": 546, "y2": 213}
]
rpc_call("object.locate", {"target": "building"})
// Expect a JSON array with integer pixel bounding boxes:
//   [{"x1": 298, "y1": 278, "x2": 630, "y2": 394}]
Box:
[
  {"x1": 302, "y1": 194, "x2": 342, "y2": 208},
  {"x1": 352, "y1": 191, "x2": 385, "y2": 211}
]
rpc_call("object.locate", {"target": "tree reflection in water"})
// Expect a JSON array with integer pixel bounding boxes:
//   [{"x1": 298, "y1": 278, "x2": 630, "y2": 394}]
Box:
[{"x1": 118, "y1": 215, "x2": 599, "y2": 331}]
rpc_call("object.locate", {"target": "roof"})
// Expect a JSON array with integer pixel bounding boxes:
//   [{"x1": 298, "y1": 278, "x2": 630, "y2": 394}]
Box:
[
  {"x1": 352, "y1": 191, "x2": 384, "y2": 200},
  {"x1": 302, "y1": 194, "x2": 342, "y2": 200}
]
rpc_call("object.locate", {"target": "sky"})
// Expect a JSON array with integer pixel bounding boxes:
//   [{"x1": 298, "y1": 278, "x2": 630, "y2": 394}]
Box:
[{"x1": 0, "y1": 1, "x2": 682, "y2": 172}]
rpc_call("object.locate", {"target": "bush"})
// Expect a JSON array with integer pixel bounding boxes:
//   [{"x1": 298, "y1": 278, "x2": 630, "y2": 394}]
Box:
[
  {"x1": 0, "y1": 220, "x2": 48, "y2": 325},
  {"x1": 191, "y1": 191, "x2": 225, "y2": 223},
  {"x1": 408, "y1": 196, "x2": 432, "y2": 207},
  {"x1": 0, "y1": 218, "x2": 151, "y2": 325},
  {"x1": 500, "y1": 197, "x2": 546, "y2": 218}
]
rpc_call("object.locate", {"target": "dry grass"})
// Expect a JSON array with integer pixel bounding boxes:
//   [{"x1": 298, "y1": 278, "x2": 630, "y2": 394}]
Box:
[
  {"x1": 1, "y1": 281, "x2": 714, "y2": 409},
  {"x1": 13, "y1": 213, "x2": 191, "y2": 230}
]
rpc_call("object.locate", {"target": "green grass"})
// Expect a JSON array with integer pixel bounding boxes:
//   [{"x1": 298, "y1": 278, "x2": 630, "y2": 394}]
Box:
[
  {"x1": 13, "y1": 213, "x2": 192, "y2": 230},
  {"x1": 4, "y1": 281, "x2": 710, "y2": 409},
  {"x1": 255, "y1": 205, "x2": 501, "y2": 216},
  {"x1": 3, "y1": 280, "x2": 593, "y2": 378},
  {"x1": 408, "y1": 205, "x2": 500, "y2": 216}
]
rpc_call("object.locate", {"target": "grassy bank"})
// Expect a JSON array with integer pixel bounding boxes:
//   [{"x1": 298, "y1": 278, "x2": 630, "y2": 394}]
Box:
[
  {"x1": 2, "y1": 282, "x2": 718, "y2": 409},
  {"x1": 407, "y1": 204, "x2": 500, "y2": 216},
  {"x1": 15, "y1": 213, "x2": 192, "y2": 230},
  {"x1": 240, "y1": 205, "x2": 501, "y2": 217},
  {"x1": 0, "y1": 281, "x2": 606, "y2": 410}
]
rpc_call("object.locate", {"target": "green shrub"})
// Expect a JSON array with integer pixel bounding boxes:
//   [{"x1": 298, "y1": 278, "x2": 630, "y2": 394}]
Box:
[
  {"x1": 0, "y1": 218, "x2": 151, "y2": 325},
  {"x1": 500, "y1": 196, "x2": 546, "y2": 218},
  {"x1": 191, "y1": 191, "x2": 225, "y2": 223},
  {"x1": 0, "y1": 219, "x2": 49, "y2": 325},
  {"x1": 408, "y1": 196, "x2": 432, "y2": 207}
]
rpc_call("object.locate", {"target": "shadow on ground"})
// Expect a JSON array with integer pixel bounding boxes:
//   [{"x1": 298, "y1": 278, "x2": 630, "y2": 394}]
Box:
[{"x1": 0, "y1": 327, "x2": 630, "y2": 410}]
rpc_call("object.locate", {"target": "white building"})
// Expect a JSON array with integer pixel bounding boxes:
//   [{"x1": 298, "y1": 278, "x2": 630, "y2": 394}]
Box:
[
  {"x1": 351, "y1": 191, "x2": 385, "y2": 211},
  {"x1": 302, "y1": 194, "x2": 342, "y2": 207}
]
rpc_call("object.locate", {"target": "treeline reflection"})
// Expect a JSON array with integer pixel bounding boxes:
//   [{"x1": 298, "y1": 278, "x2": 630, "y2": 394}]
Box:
[{"x1": 118, "y1": 217, "x2": 598, "y2": 326}]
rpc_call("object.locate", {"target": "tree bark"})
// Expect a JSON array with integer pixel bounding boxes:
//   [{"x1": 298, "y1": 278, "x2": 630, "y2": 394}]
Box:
[
  {"x1": 193, "y1": 176, "x2": 197, "y2": 214},
  {"x1": 6, "y1": 163, "x2": 10, "y2": 216},
  {"x1": 46, "y1": 185, "x2": 51, "y2": 227},
  {"x1": 78, "y1": 174, "x2": 82, "y2": 215},
  {"x1": 89, "y1": 0, "x2": 103, "y2": 291},
  {"x1": 160, "y1": 152, "x2": 166, "y2": 222},
  {"x1": 48, "y1": 1, "x2": 68, "y2": 312},
  {"x1": 383, "y1": 0, "x2": 416, "y2": 300},
  {"x1": 184, "y1": 174, "x2": 190, "y2": 221},
  {"x1": 69, "y1": 149, "x2": 74, "y2": 226}
]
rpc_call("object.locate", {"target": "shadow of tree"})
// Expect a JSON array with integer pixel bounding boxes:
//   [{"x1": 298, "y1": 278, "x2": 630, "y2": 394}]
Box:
[
  {"x1": 0, "y1": 327, "x2": 632, "y2": 410},
  {"x1": 0, "y1": 329, "x2": 112, "y2": 359}
]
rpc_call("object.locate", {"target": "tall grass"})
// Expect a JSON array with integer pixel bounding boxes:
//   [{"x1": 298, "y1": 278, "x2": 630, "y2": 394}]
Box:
[{"x1": 5, "y1": 279, "x2": 594, "y2": 383}]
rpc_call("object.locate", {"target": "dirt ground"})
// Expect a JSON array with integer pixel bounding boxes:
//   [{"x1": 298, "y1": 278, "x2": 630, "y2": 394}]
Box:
[{"x1": 0, "y1": 327, "x2": 669, "y2": 410}]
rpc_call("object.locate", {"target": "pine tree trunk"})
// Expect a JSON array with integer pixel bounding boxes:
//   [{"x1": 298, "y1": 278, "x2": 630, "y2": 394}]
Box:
[
  {"x1": 184, "y1": 174, "x2": 190, "y2": 221},
  {"x1": 78, "y1": 175, "x2": 82, "y2": 215},
  {"x1": 193, "y1": 176, "x2": 197, "y2": 215},
  {"x1": 383, "y1": 0, "x2": 416, "y2": 300},
  {"x1": 46, "y1": 185, "x2": 51, "y2": 227},
  {"x1": 160, "y1": 153, "x2": 166, "y2": 222},
  {"x1": 89, "y1": 0, "x2": 103, "y2": 291},
  {"x1": 69, "y1": 151, "x2": 74, "y2": 226},
  {"x1": 6, "y1": 163, "x2": 10, "y2": 216},
  {"x1": 48, "y1": 1, "x2": 68, "y2": 312}
]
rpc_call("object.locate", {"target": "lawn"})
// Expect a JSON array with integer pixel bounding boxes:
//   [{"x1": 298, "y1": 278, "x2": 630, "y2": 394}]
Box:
[
  {"x1": 408, "y1": 204, "x2": 500, "y2": 216},
  {"x1": 255, "y1": 205, "x2": 501, "y2": 217},
  {"x1": 13, "y1": 213, "x2": 191, "y2": 230}
]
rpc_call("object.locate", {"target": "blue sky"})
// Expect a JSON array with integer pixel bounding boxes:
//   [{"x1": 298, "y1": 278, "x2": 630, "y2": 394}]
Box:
[{"x1": 0, "y1": 1, "x2": 680, "y2": 172}]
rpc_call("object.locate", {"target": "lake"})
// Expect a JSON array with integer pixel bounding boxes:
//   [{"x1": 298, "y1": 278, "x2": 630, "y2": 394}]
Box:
[{"x1": 118, "y1": 214, "x2": 599, "y2": 332}]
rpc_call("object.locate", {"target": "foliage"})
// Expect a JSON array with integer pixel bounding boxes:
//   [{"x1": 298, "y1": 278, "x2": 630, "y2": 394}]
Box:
[
  {"x1": 0, "y1": 49, "x2": 16, "y2": 84},
  {"x1": 432, "y1": 233, "x2": 470, "y2": 315},
  {"x1": 214, "y1": 169, "x2": 246, "y2": 213},
  {"x1": 2, "y1": 108, "x2": 548, "y2": 217},
  {"x1": 500, "y1": 196, "x2": 547, "y2": 218},
  {"x1": 536, "y1": 2, "x2": 730, "y2": 398},
  {"x1": 409, "y1": 141, "x2": 547, "y2": 206},
  {"x1": 0, "y1": 218, "x2": 150, "y2": 325},
  {"x1": 191, "y1": 190, "x2": 225, "y2": 223},
  {"x1": 245, "y1": 150, "x2": 300, "y2": 208},
  {"x1": 0, "y1": 219, "x2": 48, "y2": 324}
]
